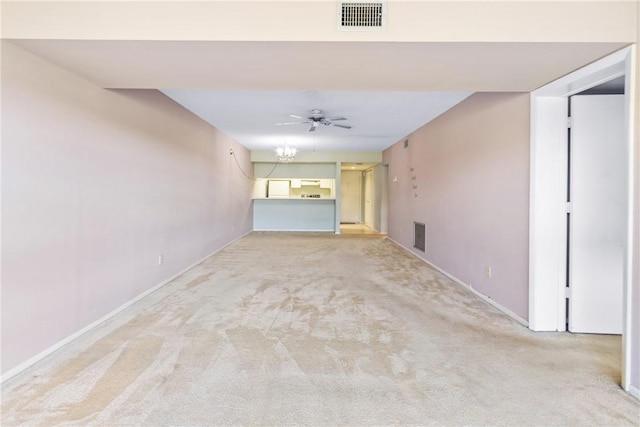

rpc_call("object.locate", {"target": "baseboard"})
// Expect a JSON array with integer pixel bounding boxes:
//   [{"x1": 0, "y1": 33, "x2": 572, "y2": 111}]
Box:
[
  {"x1": 628, "y1": 385, "x2": 640, "y2": 400},
  {"x1": 253, "y1": 228, "x2": 335, "y2": 232},
  {"x1": 0, "y1": 230, "x2": 251, "y2": 384},
  {"x1": 386, "y1": 237, "x2": 529, "y2": 328}
]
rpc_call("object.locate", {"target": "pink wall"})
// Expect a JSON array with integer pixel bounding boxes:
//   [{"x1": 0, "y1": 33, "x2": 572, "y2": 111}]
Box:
[
  {"x1": 383, "y1": 93, "x2": 530, "y2": 320},
  {"x1": 1, "y1": 42, "x2": 253, "y2": 374}
]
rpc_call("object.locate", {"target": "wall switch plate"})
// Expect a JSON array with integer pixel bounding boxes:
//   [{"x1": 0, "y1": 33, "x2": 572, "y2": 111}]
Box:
[
  {"x1": 158, "y1": 255, "x2": 164, "y2": 265},
  {"x1": 485, "y1": 266, "x2": 492, "y2": 278}
]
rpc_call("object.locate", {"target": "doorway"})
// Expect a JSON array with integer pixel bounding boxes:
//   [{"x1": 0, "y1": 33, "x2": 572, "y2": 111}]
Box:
[
  {"x1": 364, "y1": 169, "x2": 374, "y2": 228},
  {"x1": 340, "y1": 170, "x2": 363, "y2": 224},
  {"x1": 529, "y1": 47, "x2": 635, "y2": 392},
  {"x1": 339, "y1": 164, "x2": 388, "y2": 235}
]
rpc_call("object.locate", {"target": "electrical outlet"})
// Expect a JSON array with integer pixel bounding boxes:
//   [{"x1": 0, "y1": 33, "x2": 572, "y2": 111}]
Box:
[
  {"x1": 485, "y1": 266, "x2": 492, "y2": 278},
  {"x1": 158, "y1": 255, "x2": 164, "y2": 265}
]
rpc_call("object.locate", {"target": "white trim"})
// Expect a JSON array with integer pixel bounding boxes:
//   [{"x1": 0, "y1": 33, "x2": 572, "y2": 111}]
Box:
[
  {"x1": 628, "y1": 385, "x2": 640, "y2": 401},
  {"x1": 0, "y1": 231, "x2": 251, "y2": 384},
  {"x1": 529, "y1": 46, "x2": 635, "y2": 392},
  {"x1": 528, "y1": 95, "x2": 569, "y2": 332},
  {"x1": 622, "y1": 45, "x2": 636, "y2": 394},
  {"x1": 335, "y1": 161, "x2": 342, "y2": 233},
  {"x1": 253, "y1": 228, "x2": 335, "y2": 232},
  {"x1": 533, "y1": 48, "x2": 627, "y2": 97},
  {"x1": 387, "y1": 237, "x2": 529, "y2": 327}
]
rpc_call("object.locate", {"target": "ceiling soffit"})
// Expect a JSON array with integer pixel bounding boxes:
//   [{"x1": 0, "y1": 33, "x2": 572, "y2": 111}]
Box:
[{"x1": 8, "y1": 40, "x2": 629, "y2": 92}]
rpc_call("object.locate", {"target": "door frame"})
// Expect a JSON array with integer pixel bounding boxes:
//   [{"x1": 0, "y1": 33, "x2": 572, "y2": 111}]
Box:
[
  {"x1": 363, "y1": 168, "x2": 374, "y2": 228},
  {"x1": 529, "y1": 46, "x2": 635, "y2": 391},
  {"x1": 340, "y1": 169, "x2": 363, "y2": 224}
]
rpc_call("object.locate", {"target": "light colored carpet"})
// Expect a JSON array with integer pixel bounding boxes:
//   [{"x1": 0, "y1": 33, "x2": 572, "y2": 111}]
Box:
[
  {"x1": 2, "y1": 232, "x2": 639, "y2": 426},
  {"x1": 339, "y1": 223, "x2": 384, "y2": 236}
]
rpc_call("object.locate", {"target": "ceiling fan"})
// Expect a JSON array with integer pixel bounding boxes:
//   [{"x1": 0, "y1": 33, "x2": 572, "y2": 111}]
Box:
[{"x1": 276, "y1": 109, "x2": 352, "y2": 132}]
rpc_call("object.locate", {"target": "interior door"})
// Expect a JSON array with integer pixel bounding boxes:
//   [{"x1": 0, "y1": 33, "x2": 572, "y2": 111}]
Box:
[
  {"x1": 340, "y1": 170, "x2": 362, "y2": 223},
  {"x1": 569, "y1": 94, "x2": 625, "y2": 334},
  {"x1": 364, "y1": 169, "x2": 374, "y2": 228}
]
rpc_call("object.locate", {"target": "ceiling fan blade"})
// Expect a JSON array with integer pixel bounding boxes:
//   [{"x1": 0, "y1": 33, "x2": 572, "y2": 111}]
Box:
[
  {"x1": 276, "y1": 120, "x2": 311, "y2": 126},
  {"x1": 333, "y1": 124, "x2": 352, "y2": 129},
  {"x1": 289, "y1": 114, "x2": 303, "y2": 119},
  {"x1": 308, "y1": 125, "x2": 316, "y2": 132},
  {"x1": 328, "y1": 117, "x2": 347, "y2": 121}
]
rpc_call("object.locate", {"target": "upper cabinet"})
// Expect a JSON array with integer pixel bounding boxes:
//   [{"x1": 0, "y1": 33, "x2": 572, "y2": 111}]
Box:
[
  {"x1": 320, "y1": 179, "x2": 333, "y2": 189},
  {"x1": 267, "y1": 180, "x2": 290, "y2": 198}
]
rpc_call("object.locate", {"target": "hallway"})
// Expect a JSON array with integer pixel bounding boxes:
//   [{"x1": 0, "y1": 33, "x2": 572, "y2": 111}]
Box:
[{"x1": 339, "y1": 223, "x2": 385, "y2": 236}]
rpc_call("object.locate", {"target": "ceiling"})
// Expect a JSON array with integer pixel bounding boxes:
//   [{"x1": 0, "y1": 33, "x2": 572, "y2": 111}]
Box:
[
  {"x1": 161, "y1": 89, "x2": 471, "y2": 151},
  {"x1": 9, "y1": 39, "x2": 629, "y2": 153}
]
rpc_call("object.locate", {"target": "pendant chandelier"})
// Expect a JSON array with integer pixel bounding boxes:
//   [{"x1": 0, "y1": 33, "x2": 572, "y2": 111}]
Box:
[{"x1": 276, "y1": 145, "x2": 297, "y2": 163}]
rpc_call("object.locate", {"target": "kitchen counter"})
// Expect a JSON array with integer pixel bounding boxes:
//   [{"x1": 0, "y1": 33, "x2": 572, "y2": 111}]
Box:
[
  {"x1": 253, "y1": 198, "x2": 336, "y2": 231},
  {"x1": 252, "y1": 197, "x2": 335, "y2": 200}
]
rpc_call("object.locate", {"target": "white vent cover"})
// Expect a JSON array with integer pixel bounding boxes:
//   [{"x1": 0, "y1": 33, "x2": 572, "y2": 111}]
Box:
[{"x1": 338, "y1": 1, "x2": 386, "y2": 31}]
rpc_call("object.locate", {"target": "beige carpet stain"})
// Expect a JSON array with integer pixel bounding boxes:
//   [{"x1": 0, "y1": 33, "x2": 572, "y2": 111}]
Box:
[
  {"x1": 2, "y1": 232, "x2": 639, "y2": 426},
  {"x1": 160, "y1": 328, "x2": 222, "y2": 396},
  {"x1": 2, "y1": 311, "x2": 162, "y2": 416},
  {"x1": 183, "y1": 272, "x2": 214, "y2": 289},
  {"x1": 48, "y1": 335, "x2": 163, "y2": 424}
]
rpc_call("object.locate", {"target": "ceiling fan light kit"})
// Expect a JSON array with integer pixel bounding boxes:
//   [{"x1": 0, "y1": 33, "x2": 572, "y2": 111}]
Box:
[{"x1": 276, "y1": 109, "x2": 352, "y2": 133}]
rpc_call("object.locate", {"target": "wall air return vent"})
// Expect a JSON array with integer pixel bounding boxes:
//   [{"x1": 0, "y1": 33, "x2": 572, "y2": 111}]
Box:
[
  {"x1": 338, "y1": 1, "x2": 386, "y2": 31},
  {"x1": 414, "y1": 222, "x2": 426, "y2": 252}
]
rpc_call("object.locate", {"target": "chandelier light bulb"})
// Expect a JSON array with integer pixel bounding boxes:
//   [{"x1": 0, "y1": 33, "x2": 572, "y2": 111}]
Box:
[{"x1": 276, "y1": 145, "x2": 297, "y2": 163}]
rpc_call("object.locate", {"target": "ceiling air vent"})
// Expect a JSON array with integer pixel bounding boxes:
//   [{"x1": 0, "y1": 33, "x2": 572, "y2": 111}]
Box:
[{"x1": 339, "y1": 1, "x2": 386, "y2": 31}]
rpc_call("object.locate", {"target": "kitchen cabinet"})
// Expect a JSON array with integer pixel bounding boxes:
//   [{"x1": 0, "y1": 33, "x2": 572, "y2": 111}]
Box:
[{"x1": 267, "y1": 180, "x2": 290, "y2": 198}]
